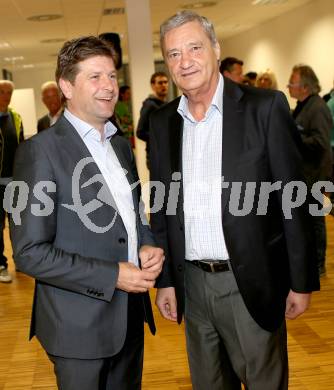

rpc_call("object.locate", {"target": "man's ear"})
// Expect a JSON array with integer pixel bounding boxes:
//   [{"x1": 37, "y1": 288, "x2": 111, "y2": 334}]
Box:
[
  {"x1": 214, "y1": 41, "x2": 221, "y2": 61},
  {"x1": 59, "y1": 78, "x2": 73, "y2": 100}
]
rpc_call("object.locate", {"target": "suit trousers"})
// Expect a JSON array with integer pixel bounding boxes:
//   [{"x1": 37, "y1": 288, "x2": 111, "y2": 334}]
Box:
[
  {"x1": 184, "y1": 261, "x2": 288, "y2": 390},
  {"x1": 48, "y1": 293, "x2": 144, "y2": 390}
]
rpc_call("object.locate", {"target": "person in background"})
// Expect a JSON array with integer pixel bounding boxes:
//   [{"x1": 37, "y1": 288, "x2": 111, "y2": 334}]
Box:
[
  {"x1": 288, "y1": 64, "x2": 332, "y2": 276},
  {"x1": 150, "y1": 10, "x2": 319, "y2": 390},
  {"x1": 37, "y1": 81, "x2": 62, "y2": 132},
  {"x1": 115, "y1": 85, "x2": 134, "y2": 147},
  {"x1": 256, "y1": 69, "x2": 278, "y2": 90},
  {"x1": 10, "y1": 36, "x2": 164, "y2": 390},
  {"x1": 0, "y1": 80, "x2": 24, "y2": 283},
  {"x1": 136, "y1": 71, "x2": 169, "y2": 168},
  {"x1": 243, "y1": 71, "x2": 257, "y2": 87},
  {"x1": 219, "y1": 56, "x2": 244, "y2": 83}
]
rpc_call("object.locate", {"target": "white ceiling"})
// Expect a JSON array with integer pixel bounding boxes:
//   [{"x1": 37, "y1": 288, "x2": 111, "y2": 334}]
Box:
[{"x1": 0, "y1": 0, "x2": 313, "y2": 72}]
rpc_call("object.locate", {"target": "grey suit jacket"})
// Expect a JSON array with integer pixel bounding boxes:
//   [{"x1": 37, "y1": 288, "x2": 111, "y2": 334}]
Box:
[
  {"x1": 10, "y1": 115, "x2": 156, "y2": 359},
  {"x1": 294, "y1": 94, "x2": 333, "y2": 186}
]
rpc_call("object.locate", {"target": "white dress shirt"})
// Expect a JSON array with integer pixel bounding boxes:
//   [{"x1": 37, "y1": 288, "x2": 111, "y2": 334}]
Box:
[
  {"x1": 178, "y1": 75, "x2": 229, "y2": 261},
  {"x1": 64, "y1": 109, "x2": 138, "y2": 266}
]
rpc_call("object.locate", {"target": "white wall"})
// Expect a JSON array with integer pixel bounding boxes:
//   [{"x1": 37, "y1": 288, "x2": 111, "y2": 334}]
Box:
[
  {"x1": 13, "y1": 66, "x2": 56, "y2": 124},
  {"x1": 11, "y1": 88, "x2": 37, "y2": 138},
  {"x1": 221, "y1": 0, "x2": 334, "y2": 107}
]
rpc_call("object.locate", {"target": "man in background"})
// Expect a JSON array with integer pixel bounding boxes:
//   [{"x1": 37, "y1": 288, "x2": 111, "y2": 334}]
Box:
[
  {"x1": 136, "y1": 71, "x2": 169, "y2": 168},
  {"x1": 288, "y1": 64, "x2": 332, "y2": 276},
  {"x1": 0, "y1": 80, "x2": 24, "y2": 283},
  {"x1": 37, "y1": 81, "x2": 62, "y2": 132},
  {"x1": 243, "y1": 71, "x2": 257, "y2": 86},
  {"x1": 219, "y1": 56, "x2": 244, "y2": 83}
]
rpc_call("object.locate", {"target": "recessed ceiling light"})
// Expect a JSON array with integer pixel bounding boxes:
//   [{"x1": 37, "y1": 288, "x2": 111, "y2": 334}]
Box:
[
  {"x1": 103, "y1": 8, "x2": 125, "y2": 16},
  {"x1": 40, "y1": 38, "x2": 65, "y2": 44},
  {"x1": 4, "y1": 56, "x2": 24, "y2": 61},
  {"x1": 181, "y1": 1, "x2": 217, "y2": 9},
  {"x1": 27, "y1": 14, "x2": 63, "y2": 22},
  {"x1": 23, "y1": 64, "x2": 35, "y2": 69},
  {"x1": 0, "y1": 42, "x2": 10, "y2": 49},
  {"x1": 252, "y1": 0, "x2": 287, "y2": 5}
]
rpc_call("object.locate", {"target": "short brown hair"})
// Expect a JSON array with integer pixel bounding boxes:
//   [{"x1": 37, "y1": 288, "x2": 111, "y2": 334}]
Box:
[
  {"x1": 150, "y1": 71, "x2": 168, "y2": 85},
  {"x1": 219, "y1": 57, "x2": 243, "y2": 74},
  {"x1": 55, "y1": 36, "x2": 117, "y2": 85}
]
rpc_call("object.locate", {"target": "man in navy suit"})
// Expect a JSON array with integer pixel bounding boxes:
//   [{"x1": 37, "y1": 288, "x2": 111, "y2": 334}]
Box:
[
  {"x1": 150, "y1": 11, "x2": 319, "y2": 390},
  {"x1": 11, "y1": 36, "x2": 164, "y2": 390}
]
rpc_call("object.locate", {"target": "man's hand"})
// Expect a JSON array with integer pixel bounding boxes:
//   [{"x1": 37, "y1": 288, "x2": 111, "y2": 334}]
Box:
[
  {"x1": 156, "y1": 287, "x2": 177, "y2": 322},
  {"x1": 140, "y1": 245, "x2": 164, "y2": 274},
  {"x1": 116, "y1": 262, "x2": 159, "y2": 293},
  {"x1": 285, "y1": 290, "x2": 312, "y2": 320}
]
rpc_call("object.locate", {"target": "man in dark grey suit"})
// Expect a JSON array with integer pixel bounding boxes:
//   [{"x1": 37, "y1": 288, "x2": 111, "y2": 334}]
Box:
[
  {"x1": 10, "y1": 36, "x2": 164, "y2": 390},
  {"x1": 288, "y1": 64, "x2": 333, "y2": 277},
  {"x1": 37, "y1": 81, "x2": 62, "y2": 132},
  {"x1": 150, "y1": 11, "x2": 319, "y2": 390}
]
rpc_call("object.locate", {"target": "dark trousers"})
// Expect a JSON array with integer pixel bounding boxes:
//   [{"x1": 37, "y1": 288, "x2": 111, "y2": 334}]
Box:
[
  {"x1": 313, "y1": 215, "x2": 326, "y2": 273},
  {"x1": 0, "y1": 185, "x2": 8, "y2": 268},
  {"x1": 48, "y1": 294, "x2": 144, "y2": 390},
  {"x1": 184, "y1": 262, "x2": 288, "y2": 390}
]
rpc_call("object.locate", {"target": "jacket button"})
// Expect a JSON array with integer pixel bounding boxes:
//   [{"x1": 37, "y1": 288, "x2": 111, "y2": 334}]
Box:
[
  {"x1": 177, "y1": 265, "x2": 183, "y2": 272},
  {"x1": 118, "y1": 238, "x2": 126, "y2": 244}
]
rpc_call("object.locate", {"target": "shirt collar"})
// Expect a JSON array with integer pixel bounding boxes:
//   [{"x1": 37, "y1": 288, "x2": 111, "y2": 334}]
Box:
[
  {"x1": 64, "y1": 108, "x2": 117, "y2": 141},
  {"x1": 177, "y1": 74, "x2": 224, "y2": 122}
]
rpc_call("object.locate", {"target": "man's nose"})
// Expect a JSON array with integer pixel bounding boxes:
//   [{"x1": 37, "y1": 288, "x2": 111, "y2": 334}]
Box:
[
  {"x1": 180, "y1": 51, "x2": 192, "y2": 68},
  {"x1": 102, "y1": 76, "x2": 115, "y2": 90}
]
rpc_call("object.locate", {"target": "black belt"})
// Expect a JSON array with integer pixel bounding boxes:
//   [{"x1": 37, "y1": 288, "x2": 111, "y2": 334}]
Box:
[{"x1": 186, "y1": 259, "x2": 230, "y2": 273}]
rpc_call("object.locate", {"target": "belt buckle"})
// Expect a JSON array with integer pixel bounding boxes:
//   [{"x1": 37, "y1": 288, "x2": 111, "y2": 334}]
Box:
[{"x1": 209, "y1": 262, "x2": 215, "y2": 272}]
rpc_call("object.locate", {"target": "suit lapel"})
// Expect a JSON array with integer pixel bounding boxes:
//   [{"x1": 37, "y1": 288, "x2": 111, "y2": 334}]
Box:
[
  {"x1": 56, "y1": 116, "x2": 103, "y2": 187},
  {"x1": 169, "y1": 109, "x2": 185, "y2": 228},
  {"x1": 55, "y1": 115, "x2": 117, "y2": 213},
  {"x1": 221, "y1": 78, "x2": 245, "y2": 214}
]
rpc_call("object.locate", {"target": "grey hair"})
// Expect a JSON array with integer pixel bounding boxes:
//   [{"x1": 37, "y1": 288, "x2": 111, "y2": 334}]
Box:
[
  {"x1": 41, "y1": 81, "x2": 58, "y2": 93},
  {"x1": 160, "y1": 10, "x2": 217, "y2": 53},
  {"x1": 293, "y1": 64, "x2": 321, "y2": 94},
  {"x1": 0, "y1": 79, "x2": 14, "y2": 89}
]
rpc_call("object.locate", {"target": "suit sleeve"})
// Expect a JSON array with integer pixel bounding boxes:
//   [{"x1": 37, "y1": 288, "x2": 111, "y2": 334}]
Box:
[
  {"x1": 10, "y1": 139, "x2": 120, "y2": 302},
  {"x1": 267, "y1": 91, "x2": 320, "y2": 292}
]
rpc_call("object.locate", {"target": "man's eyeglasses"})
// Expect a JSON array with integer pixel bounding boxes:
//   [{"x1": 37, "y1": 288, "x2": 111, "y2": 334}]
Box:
[{"x1": 287, "y1": 82, "x2": 301, "y2": 88}]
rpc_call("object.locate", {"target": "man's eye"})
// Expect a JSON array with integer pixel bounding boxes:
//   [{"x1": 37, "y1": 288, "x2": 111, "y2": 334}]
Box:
[{"x1": 168, "y1": 52, "x2": 179, "y2": 59}]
